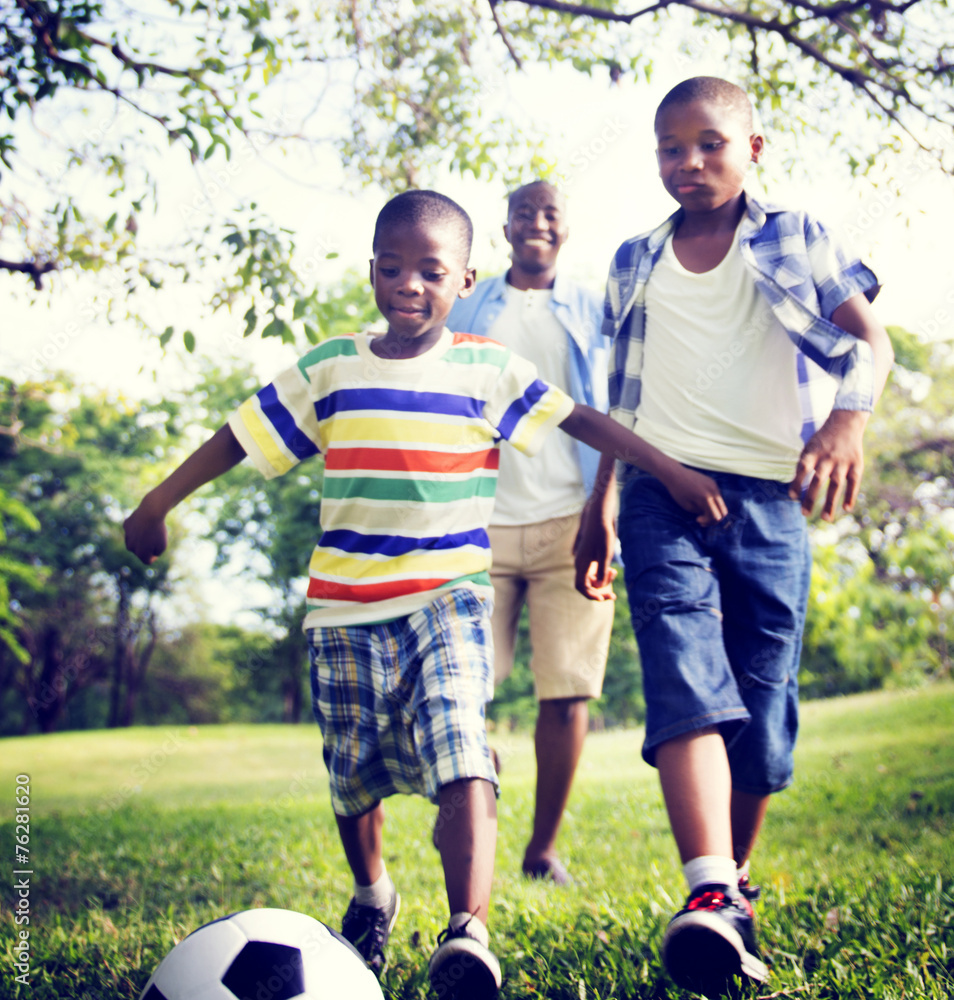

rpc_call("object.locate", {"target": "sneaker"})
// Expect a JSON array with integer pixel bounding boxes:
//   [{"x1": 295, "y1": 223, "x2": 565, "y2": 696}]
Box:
[
  {"x1": 428, "y1": 916, "x2": 501, "y2": 1000},
  {"x1": 341, "y1": 889, "x2": 401, "y2": 976},
  {"x1": 737, "y1": 872, "x2": 762, "y2": 902},
  {"x1": 662, "y1": 884, "x2": 768, "y2": 995},
  {"x1": 521, "y1": 855, "x2": 571, "y2": 886}
]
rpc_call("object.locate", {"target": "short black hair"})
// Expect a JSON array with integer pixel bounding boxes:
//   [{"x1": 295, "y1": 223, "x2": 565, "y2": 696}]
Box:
[
  {"x1": 655, "y1": 76, "x2": 754, "y2": 133},
  {"x1": 372, "y1": 189, "x2": 473, "y2": 263},
  {"x1": 506, "y1": 179, "x2": 564, "y2": 216}
]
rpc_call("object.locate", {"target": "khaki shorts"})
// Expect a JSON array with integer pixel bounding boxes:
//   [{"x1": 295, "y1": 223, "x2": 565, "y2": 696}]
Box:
[{"x1": 488, "y1": 513, "x2": 614, "y2": 700}]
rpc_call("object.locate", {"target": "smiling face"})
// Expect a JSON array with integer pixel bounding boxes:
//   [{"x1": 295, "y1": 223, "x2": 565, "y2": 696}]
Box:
[
  {"x1": 369, "y1": 221, "x2": 475, "y2": 358},
  {"x1": 655, "y1": 98, "x2": 763, "y2": 219},
  {"x1": 503, "y1": 182, "x2": 568, "y2": 285}
]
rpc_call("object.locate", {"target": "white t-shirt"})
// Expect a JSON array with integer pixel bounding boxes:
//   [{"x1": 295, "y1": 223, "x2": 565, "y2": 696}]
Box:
[
  {"x1": 636, "y1": 227, "x2": 804, "y2": 481},
  {"x1": 486, "y1": 284, "x2": 585, "y2": 525}
]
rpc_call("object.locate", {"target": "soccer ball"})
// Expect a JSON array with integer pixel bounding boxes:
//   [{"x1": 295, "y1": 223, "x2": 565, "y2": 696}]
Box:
[{"x1": 139, "y1": 908, "x2": 383, "y2": 1000}]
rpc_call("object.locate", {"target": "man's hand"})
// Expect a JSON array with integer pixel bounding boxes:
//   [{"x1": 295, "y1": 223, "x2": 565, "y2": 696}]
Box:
[{"x1": 789, "y1": 409, "x2": 868, "y2": 521}]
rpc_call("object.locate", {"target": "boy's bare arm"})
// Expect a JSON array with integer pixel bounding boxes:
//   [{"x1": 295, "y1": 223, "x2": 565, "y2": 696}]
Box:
[
  {"x1": 124, "y1": 424, "x2": 248, "y2": 564},
  {"x1": 790, "y1": 293, "x2": 895, "y2": 521},
  {"x1": 561, "y1": 403, "x2": 728, "y2": 526}
]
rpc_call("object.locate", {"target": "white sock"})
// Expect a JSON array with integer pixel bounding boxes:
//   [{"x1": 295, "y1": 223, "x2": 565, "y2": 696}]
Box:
[
  {"x1": 683, "y1": 855, "x2": 738, "y2": 894},
  {"x1": 737, "y1": 859, "x2": 751, "y2": 882},
  {"x1": 353, "y1": 865, "x2": 394, "y2": 908},
  {"x1": 449, "y1": 911, "x2": 489, "y2": 949}
]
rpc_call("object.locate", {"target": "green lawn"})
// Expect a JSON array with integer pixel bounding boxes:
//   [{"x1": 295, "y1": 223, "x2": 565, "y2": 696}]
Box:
[{"x1": 1, "y1": 685, "x2": 952, "y2": 999}]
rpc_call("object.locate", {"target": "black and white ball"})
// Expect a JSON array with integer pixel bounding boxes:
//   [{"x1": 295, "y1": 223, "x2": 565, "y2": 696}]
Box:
[{"x1": 139, "y1": 908, "x2": 383, "y2": 1000}]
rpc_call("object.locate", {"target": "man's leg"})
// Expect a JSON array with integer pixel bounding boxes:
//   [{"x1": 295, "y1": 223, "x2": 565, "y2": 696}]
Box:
[
  {"x1": 523, "y1": 695, "x2": 589, "y2": 871},
  {"x1": 520, "y1": 514, "x2": 613, "y2": 881}
]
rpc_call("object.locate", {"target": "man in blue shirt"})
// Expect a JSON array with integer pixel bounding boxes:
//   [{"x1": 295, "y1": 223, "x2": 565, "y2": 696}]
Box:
[{"x1": 447, "y1": 181, "x2": 615, "y2": 884}]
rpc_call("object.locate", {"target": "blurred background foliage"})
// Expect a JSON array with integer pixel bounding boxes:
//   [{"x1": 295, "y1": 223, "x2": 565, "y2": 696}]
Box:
[{"x1": 2, "y1": 319, "x2": 951, "y2": 735}]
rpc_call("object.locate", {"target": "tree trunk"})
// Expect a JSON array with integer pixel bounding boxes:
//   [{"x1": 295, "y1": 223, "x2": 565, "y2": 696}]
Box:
[{"x1": 32, "y1": 626, "x2": 66, "y2": 733}]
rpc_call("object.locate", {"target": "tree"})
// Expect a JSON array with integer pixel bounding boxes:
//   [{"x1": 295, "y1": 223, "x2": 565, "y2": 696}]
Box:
[
  {"x1": 0, "y1": 374, "x2": 177, "y2": 732},
  {"x1": 799, "y1": 326, "x2": 954, "y2": 695},
  {"x1": 2, "y1": 1, "x2": 951, "y2": 352}
]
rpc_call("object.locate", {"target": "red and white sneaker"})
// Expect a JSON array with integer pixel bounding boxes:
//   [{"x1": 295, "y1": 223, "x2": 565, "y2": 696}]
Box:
[{"x1": 662, "y1": 884, "x2": 768, "y2": 995}]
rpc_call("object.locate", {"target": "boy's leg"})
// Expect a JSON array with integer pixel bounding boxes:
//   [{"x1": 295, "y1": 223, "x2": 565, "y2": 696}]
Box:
[
  {"x1": 730, "y1": 789, "x2": 770, "y2": 869},
  {"x1": 335, "y1": 802, "x2": 401, "y2": 976},
  {"x1": 436, "y1": 778, "x2": 497, "y2": 917},
  {"x1": 431, "y1": 776, "x2": 501, "y2": 999},
  {"x1": 336, "y1": 801, "x2": 385, "y2": 886},
  {"x1": 308, "y1": 624, "x2": 404, "y2": 976},
  {"x1": 616, "y1": 473, "x2": 765, "y2": 993},
  {"x1": 655, "y1": 728, "x2": 733, "y2": 862},
  {"x1": 414, "y1": 592, "x2": 502, "y2": 998}
]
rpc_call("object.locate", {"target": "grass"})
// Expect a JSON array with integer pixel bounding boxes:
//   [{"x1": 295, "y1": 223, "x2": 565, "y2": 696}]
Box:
[{"x1": 1, "y1": 685, "x2": 952, "y2": 999}]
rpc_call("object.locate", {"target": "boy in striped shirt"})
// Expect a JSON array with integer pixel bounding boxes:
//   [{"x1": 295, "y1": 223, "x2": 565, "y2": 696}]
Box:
[{"x1": 124, "y1": 189, "x2": 727, "y2": 999}]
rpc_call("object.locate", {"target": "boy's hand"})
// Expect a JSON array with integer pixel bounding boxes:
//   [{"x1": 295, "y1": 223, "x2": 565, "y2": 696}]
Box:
[
  {"x1": 124, "y1": 498, "x2": 169, "y2": 564},
  {"x1": 662, "y1": 466, "x2": 728, "y2": 526},
  {"x1": 573, "y1": 503, "x2": 618, "y2": 601},
  {"x1": 789, "y1": 410, "x2": 868, "y2": 521}
]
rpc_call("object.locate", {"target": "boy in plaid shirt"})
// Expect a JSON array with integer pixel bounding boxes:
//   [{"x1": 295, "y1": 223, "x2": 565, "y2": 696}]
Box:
[{"x1": 575, "y1": 77, "x2": 895, "y2": 995}]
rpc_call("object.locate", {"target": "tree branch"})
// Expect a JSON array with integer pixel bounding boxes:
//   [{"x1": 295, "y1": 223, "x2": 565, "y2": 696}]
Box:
[
  {"x1": 0, "y1": 257, "x2": 58, "y2": 290},
  {"x1": 488, "y1": 0, "x2": 524, "y2": 68},
  {"x1": 501, "y1": 0, "x2": 672, "y2": 22}
]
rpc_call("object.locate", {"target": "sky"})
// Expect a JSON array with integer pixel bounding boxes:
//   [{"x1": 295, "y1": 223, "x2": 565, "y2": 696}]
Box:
[
  {"x1": 6, "y1": 47, "x2": 954, "y2": 401},
  {"x1": 4, "y1": 37, "x2": 953, "y2": 626}
]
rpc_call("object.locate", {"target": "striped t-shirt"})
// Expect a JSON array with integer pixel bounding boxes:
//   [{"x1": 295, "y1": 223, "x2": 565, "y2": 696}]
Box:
[{"x1": 228, "y1": 328, "x2": 575, "y2": 627}]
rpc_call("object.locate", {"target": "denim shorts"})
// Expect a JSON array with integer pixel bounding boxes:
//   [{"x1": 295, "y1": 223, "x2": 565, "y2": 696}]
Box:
[
  {"x1": 617, "y1": 469, "x2": 811, "y2": 795},
  {"x1": 307, "y1": 589, "x2": 500, "y2": 817}
]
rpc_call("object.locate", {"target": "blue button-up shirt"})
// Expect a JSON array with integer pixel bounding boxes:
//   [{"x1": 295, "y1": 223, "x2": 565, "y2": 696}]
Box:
[
  {"x1": 603, "y1": 195, "x2": 880, "y2": 475},
  {"x1": 449, "y1": 271, "x2": 609, "y2": 496}
]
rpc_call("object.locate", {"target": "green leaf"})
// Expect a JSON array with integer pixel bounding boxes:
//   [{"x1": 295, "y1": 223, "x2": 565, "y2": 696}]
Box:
[
  {"x1": 159, "y1": 326, "x2": 174, "y2": 348},
  {"x1": 261, "y1": 317, "x2": 289, "y2": 340},
  {"x1": 183, "y1": 330, "x2": 196, "y2": 353}
]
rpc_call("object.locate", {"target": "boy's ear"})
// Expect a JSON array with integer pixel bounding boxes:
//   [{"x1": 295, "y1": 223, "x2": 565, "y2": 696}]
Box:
[
  {"x1": 749, "y1": 134, "x2": 765, "y2": 164},
  {"x1": 458, "y1": 267, "x2": 477, "y2": 299},
  {"x1": 368, "y1": 258, "x2": 375, "y2": 286},
  {"x1": 502, "y1": 221, "x2": 513, "y2": 247}
]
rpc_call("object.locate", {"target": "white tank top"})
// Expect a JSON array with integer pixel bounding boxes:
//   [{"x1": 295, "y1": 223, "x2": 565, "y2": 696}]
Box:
[{"x1": 636, "y1": 227, "x2": 804, "y2": 481}]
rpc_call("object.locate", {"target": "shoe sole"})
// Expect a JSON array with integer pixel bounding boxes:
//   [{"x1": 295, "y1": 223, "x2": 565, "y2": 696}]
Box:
[
  {"x1": 378, "y1": 893, "x2": 401, "y2": 975},
  {"x1": 429, "y1": 937, "x2": 501, "y2": 1000},
  {"x1": 663, "y1": 910, "x2": 768, "y2": 994}
]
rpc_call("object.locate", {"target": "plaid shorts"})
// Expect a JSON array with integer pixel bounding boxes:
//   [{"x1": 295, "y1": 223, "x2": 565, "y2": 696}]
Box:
[{"x1": 307, "y1": 589, "x2": 500, "y2": 817}]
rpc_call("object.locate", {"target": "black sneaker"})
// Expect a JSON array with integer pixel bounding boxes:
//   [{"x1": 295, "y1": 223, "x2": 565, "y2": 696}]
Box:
[
  {"x1": 341, "y1": 889, "x2": 400, "y2": 976},
  {"x1": 662, "y1": 884, "x2": 768, "y2": 995},
  {"x1": 428, "y1": 916, "x2": 501, "y2": 1000}
]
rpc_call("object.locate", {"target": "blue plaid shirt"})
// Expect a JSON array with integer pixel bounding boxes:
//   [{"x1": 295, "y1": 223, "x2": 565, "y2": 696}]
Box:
[{"x1": 603, "y1": 195, "x2": 880, "y2": 473}]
